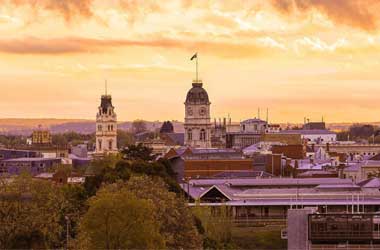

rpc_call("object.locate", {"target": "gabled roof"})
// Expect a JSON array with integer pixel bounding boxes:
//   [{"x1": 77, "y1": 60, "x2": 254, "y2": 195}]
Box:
[{"x1": 199, "y1": 185, "x2": 233, "y2": 201}]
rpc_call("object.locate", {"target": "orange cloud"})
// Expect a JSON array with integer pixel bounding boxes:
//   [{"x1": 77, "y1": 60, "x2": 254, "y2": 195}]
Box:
[
  {"x1": 270, "y1": 0, "x2": 380, "y2": 31},
  {"x1": 0, "y1": 36, "x2": 279, "y2": 58},
  {"x1": 0, "y1": 0, "x2": 94, "y2": 22}
]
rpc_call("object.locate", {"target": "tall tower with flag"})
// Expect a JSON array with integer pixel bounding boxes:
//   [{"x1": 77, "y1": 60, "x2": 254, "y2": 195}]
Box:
[
  {"x1": 184, "y1": 53, "x2": 212, "y2": 148},
  {"x1": 95, "y1": 81, "x2": 118, "y2": 154}
]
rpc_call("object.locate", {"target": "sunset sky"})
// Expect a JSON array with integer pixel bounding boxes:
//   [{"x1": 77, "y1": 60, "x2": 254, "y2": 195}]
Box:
[{"x1": 1, "y1": 0, "x2": 380, "y2": 123}]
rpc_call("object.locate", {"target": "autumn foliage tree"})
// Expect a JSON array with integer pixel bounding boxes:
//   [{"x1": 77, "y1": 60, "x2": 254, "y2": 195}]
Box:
[{"x1": 78, "y1": 185, "x2": 164, "y2": 249}]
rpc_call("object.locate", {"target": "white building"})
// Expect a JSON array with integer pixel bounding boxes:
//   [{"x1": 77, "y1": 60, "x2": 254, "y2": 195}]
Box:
[
  {"x1": 184, "y1": 80, "x2": 211, "y2": 148},
  {"x1": 283, "y1": 129, "x2": 336, "y2": 144},
  {"x1": 240, "y1": 118, "x2": 267, "y2": 133},
  {"x1": 95, "y1": 93, "x2": 118, "y2": 154}
]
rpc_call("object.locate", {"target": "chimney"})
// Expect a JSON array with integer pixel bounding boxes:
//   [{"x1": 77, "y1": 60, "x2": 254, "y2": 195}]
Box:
[{"x1": 223, "y1": 117, "x2": 226, "y2": 127}]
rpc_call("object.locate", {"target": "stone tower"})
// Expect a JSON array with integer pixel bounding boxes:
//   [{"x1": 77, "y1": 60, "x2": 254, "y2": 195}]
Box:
[
  {"x1": 184, "y1": 80, "x2": 211, "y2": 148},
  {"x1": 96, "y1": 92, "x2": 117, "y2": 154}
]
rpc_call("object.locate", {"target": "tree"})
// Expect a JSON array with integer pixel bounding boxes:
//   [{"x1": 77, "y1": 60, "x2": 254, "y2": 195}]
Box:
[
  {"x1": 124, "y1": 175, "x2": 202, "y2": 249},
  {"x1": 78, "y1": 185, "x2": 164, "y2": 249},
  {"x1": 132, "y1": 119, "x2": 147, "y2": 134},
  {"x1": 336, "y1": 131, "x2": 350, "y2": 141},
  {"x1": 349, "y1": 124, "x2": 376, "y2": 140},
  {"x1": 121, "y1": 143, "x2": 155, "y2": 161},
  {"x1": 117, "y1": 129, "x2": 135, "y2": 149},
  {"x1": 0, "y1": 175, "x2": 67, "y2": 249},
  {"x1": 193, "y1": 203, "x2": 234, "y2": 249},
  {"x1": 83, "y1": 154, "x2": 122, "y2": 196}
]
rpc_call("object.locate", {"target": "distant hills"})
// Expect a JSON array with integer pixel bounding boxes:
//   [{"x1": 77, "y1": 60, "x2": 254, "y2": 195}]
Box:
[{"x1": 0, "y1": 118, "x2": 185, "y2": 135}]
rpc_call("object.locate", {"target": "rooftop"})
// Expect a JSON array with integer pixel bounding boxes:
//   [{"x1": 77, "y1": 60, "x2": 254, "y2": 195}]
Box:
[
  {"x1": 282, "y1": 129, "x2": 336, "y2": 135},
  {"x1": 1, "y1": 157, "x2": 61, "y2": 162}
]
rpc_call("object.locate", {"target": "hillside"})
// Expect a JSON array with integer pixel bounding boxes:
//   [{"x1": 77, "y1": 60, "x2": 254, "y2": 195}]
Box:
[{"x1": 0, "y1": 118, "x2": 185, "y2": 135}]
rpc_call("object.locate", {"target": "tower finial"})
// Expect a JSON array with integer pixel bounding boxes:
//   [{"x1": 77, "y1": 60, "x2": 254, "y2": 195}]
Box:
[{"x1": 105, "y1": 79, "x2": 108, "y2": 96}]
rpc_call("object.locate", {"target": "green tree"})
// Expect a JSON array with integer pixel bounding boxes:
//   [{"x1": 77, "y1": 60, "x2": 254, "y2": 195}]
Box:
[
  {"x1": 193, "y1": 204, "x2": 234, "y2": 249},
  {"x1": 0, "y1": 175, "x2": 67, "y2": 249},
  {"x1": 121, "y1": 143, "x2": 155, "y2": 161},
  {"x1": 124, "y1": 175, "x2": 202, "y2": 249},
  {"x1": 78, "y1": 185, "x2": 164, "y2": 249},
  {"x1": 117, "y1": 129, "x2": 135, "y2": 149},
  {"x1": 132, "y1": 119, "x2": 147, "y2": 134}
]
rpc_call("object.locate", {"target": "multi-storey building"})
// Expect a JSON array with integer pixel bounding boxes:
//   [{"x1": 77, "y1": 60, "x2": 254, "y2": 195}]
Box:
[
  {"x1": 184, "y1": 80, "x2": 211, "y2": 148},
  {"x1": 95, "y1": 93, "x2": 117, "y2": 154}
]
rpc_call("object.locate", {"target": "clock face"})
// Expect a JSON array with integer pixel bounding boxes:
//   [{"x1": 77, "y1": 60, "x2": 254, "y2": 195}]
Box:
[
  {"x1": 187, "y1": 107, "x2": 193, "y2": 116},
  {"x1": 199, "y1": 107, "x2": 206, "y2": 116}
]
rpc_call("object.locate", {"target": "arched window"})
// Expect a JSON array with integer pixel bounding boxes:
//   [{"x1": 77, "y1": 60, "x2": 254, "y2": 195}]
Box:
[
  {"x1": 200, "y1": 129, "x2": 206, "y2": 141},
  {"x1": 187, "y1": 129, "x2": 192, "y2": 141},
  {"x1": 98, "y1": 125, "x2": 102, "y2": 131},
  {"x1": 109, "y1": 140, "x2": 113, "y2": 150}
]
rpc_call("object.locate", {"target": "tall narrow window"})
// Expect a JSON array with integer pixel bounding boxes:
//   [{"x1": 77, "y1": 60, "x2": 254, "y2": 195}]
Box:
[
  {"x1": 200, "y1": 129, "x2": 206, "y2": 141},
  {"x1": 187, "y1": 129, "x2": 192, "y2": 141},
  {"x1": 109, "y1": 140, "x2": 113, "y2": 150},
  {"x1": 98, "y1": 139, "x2": 102, "y2": 150}
]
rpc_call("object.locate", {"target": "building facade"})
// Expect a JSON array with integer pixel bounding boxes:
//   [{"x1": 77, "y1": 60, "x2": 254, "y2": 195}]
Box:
[
  {"x1": 32, "y1": 128, "x2": 52, "y2": 145},
  {"x1": 95, "y1": 94, "x2": 118, "y2": 154},
  {"x1": 184, "y1": 81, "x2": 211, "y2": 148}
]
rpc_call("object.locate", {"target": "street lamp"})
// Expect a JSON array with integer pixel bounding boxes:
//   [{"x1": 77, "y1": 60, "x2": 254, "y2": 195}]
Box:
[{"x1": 65, "y1": 215, "x2": 70, "y2": 250}]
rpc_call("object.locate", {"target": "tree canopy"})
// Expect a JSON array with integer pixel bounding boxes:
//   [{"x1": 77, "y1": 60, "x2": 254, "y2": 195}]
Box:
[{"x1": 79, "y1": 184, "x2": 164, "y2": 249}]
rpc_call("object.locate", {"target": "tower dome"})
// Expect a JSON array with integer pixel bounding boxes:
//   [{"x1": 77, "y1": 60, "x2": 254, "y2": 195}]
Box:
[{"x1": 185, "y1": 82, "x2": 210, "y2": 105}]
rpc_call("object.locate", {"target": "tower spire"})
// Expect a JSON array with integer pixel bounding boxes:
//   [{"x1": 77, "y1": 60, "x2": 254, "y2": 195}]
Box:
[{"x1": 105, "y1": 79, "x2": 108, "y2": 96}]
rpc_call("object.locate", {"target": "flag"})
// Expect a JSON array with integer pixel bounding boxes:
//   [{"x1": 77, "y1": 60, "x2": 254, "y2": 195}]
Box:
[{"x1": 190, "y1": 53, "x2": 197, "y2": 60}]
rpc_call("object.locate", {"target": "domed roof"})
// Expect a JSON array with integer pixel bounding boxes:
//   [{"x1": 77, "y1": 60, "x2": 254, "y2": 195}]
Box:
[{"x1": 185, "y1": 82, "x2": 210, "y2": 105}]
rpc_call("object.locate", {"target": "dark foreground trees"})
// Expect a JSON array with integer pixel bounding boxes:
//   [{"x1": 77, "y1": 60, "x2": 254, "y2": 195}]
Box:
[{"x1": 0, "y1": 175, "x2": 86, "y2": 249}]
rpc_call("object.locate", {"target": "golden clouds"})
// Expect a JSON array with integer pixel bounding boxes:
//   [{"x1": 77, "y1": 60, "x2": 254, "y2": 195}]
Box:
[
  {"x1": 0, "y1": 0, "x2": 94, "y2": 22},
  {"x1": 270, "y1": 0, "x2": 380, "y2": 31},
  {"x1": 0, "y1": 36, "x2": 280, "y2": 58}
]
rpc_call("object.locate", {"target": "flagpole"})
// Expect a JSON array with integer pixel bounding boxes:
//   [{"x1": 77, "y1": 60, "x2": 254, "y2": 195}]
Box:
[{"x1": 196, "y1": 54, "x2": 198, "y2": 82}]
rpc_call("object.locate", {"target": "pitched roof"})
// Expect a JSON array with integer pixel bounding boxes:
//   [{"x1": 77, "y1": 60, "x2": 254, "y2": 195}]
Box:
[
  {"x1": 358, "y1": 178, "x2": 380, "y2": 188},
  {"x1": 212, "y1": 171, "x2": 273, "y2": 178},
  {"x1": 164, "y1": 133, "x2": 184, "y2": 146},
  {"x1": 189, "y1": 177, "x2": 352, "y2": 188},
  {"x1": 282, "y1": 129, "x2": 336, "y2": 135}
]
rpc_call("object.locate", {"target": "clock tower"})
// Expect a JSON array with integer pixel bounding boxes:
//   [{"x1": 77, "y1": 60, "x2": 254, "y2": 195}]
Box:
[
  {"x1": 95, "y1": 88, "x2": 118, "y2": 154},
  {"x1": 184, "y1": 80, "x2": 211, "y2": 148}
]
